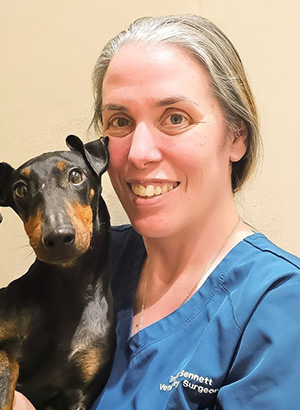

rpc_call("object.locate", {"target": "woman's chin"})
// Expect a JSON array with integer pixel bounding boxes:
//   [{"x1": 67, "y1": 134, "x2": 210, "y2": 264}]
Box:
[{"x1": 128, "y1": 214, "x2": 179, "y2": 239}]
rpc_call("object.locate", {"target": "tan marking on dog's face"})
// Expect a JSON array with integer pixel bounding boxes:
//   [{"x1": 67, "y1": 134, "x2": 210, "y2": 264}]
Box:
[
  {"x1": 66, "y1": 202, "x2": 93, "y2": 253},
  {"x1": 24, "y1": 209, "x2": 42, "y2": 251},
  {"x1": 0, "y1": 352, "x2": 19, "y2": 409},
  {"x1": 20, "y1": 167, "x2": 31, "y2": 177},
  {"x1": 90, "y1": 188, "x2": 95, "y2": 200},
  {"x1": 57, "y1": 160, "x2": 67, "y2": 171}
]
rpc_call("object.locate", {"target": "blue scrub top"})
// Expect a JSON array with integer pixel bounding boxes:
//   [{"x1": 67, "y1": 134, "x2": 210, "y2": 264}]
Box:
[{"x1": 92, "y1": 226, "x2": 300, "y2": 410}]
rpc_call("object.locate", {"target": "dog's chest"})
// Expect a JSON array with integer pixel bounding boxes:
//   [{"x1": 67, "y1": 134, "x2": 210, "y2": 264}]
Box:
[{"x1": 68, "y1": 282, "x2": 112, "y2": 383}]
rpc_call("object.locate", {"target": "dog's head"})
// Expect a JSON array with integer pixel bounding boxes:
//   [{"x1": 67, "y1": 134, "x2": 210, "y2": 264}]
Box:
[{"x1": 0, "y1": 135, "x2": 109, "y2": 265}]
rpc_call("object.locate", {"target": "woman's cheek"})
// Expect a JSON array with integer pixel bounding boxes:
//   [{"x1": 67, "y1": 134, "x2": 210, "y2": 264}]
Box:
[{"x1": 108, "y1": 138, "x2": 129, "y2": 170}]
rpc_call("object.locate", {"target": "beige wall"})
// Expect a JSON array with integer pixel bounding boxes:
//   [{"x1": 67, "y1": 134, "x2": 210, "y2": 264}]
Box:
[{"x1": 0, "y1": 0, "x2": 299, "y2": 287}]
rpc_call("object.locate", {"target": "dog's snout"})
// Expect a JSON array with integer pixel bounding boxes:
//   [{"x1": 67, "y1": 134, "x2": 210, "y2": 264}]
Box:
[{"x1": 43, "y1": 227, "x2": 76, "y2": 250}]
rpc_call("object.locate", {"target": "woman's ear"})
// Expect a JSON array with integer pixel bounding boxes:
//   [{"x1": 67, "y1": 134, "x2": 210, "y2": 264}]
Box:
[{"x1": 229, "y1": 123, "x2": 248, "y2": 162}]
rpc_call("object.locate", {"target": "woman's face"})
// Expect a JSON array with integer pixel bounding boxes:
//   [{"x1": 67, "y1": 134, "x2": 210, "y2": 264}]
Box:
[{"x1": 102, "y1": 44, "x2": 246, "y2": 238}]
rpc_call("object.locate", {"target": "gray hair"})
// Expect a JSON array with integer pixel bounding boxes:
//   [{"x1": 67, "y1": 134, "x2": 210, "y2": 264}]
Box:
[{"x1": 91, "y1": 14, "x2": 261, "y2": 192}]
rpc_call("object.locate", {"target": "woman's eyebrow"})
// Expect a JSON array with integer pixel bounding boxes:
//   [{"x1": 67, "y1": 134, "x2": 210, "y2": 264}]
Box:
[
  {"x1": 155, "y1": 96, "x2": 201, "y2": 108},
  {"x1": 102, "y1": 103, "x2": 128, "y2": 112},
  {"x1": 102, "y1": 98, "x2": 201, "y2": 112}
]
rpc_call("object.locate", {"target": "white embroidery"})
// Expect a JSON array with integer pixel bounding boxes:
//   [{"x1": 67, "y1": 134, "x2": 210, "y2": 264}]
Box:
[{"x1": 159, "y1": 369, "x2": 219, "y2": 395}]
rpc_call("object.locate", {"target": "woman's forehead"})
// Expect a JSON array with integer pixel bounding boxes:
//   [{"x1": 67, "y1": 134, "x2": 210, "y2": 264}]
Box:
[
  {"x1": 102, "y1": 43, "x2": 214, "y2": 106},
  {"x1": 104, "y1": 43, "x2": 201, "y2": 80}
]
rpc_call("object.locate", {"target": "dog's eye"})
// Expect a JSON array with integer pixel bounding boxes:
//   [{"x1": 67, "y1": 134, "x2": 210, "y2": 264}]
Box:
[
  {"x1": 69, "y1": 169, "x2": 84, "y2": 185},
  {"x1": 14, "y1": 183, "x2": 29, "y2": 198}
]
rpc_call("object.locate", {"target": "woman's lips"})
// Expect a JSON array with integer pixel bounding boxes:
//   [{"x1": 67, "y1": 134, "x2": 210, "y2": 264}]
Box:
[{"x1": 128, "y1": 181, "x2": 180, "y2": 198}]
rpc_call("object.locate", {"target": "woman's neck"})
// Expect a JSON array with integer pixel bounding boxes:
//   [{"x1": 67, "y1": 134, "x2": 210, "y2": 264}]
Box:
[{"x1": 142, "y1": 206, "x2": 251, "y2": 285}]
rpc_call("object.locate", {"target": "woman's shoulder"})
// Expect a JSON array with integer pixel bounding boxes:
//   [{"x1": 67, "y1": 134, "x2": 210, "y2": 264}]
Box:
[
  {"x1": 224, "y1": 233, "x2": 300, "y2": 320},
  {"x1": 221, "y1": 233, "x2": 300, "y2": 334},
  {"x1": 243, "y1": 233, "x2": 300, "y2": 273},
  {"x1": 228, "y1": 233, "x2": 300, "y2": 293}
]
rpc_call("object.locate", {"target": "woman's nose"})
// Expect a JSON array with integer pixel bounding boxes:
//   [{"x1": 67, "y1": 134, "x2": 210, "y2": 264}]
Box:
[{"x1": 128, "y1": 122, "x2": 162, "y2": 169}]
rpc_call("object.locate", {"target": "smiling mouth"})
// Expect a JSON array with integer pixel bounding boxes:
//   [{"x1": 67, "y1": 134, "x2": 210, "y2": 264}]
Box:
[{"x1": 128, "y1": 182, "x2": 180, "y2": 198}]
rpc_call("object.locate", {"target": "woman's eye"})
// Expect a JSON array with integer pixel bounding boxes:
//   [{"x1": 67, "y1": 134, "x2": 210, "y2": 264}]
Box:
[
  {"x1": 170, "y1": 114, "x2": 184, "y2": 125},
  {"x1": 104, "y1": 115, "x2": 134, "y2": 137},
  {"x1": 160, "y1": 112, "x2": 191, "y2": 134},
  {"x1": 69, "y1": 169, "x2": 84, "y2": 185},
  {"x1": 14, "y1": 183, "x2": 29, "y2": 198},
  {"x1": 109, "y1": 117, "x2": 131, "y2": 128},
  {"x1": 114, "y1": 118, "x2": 130, "y2": 127}
]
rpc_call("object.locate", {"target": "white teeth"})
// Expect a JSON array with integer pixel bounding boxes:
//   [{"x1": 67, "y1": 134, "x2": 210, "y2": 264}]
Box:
[
  {"x1": 138, "y1": 186, "x2": 146, "y2": 197},
  {"x1": 162, "y1": 184, "x2": 168, "y2": 194},
  {"x1": 154, "y1": 186, "x2": 162, "y2": 196},
  {"x1": 145, "y1": 185, "x2": 155, "y2": 197},
  {"x1": 131, "y1": 183, "x2": 178, "y2": 198}
]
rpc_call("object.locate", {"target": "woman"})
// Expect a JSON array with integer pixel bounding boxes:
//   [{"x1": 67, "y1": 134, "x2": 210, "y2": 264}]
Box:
[{"x1": 15, "y1": 14, "x2": 300, "y2": 410}]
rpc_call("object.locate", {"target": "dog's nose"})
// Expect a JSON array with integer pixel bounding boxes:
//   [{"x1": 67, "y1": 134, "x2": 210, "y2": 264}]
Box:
[{"x1": 43, "y1": 227, "x2": 76, "y2": 250}]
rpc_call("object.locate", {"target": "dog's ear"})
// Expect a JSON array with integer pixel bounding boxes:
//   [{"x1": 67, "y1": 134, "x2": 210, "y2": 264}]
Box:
[
  {"x1": 66, "y1": 135, "x2": 109, "y2": 177},
  {"x1": 0, "y1": 162, "x2": 15, "y2": 223},
  {"x1": 84, "y1": 137, "x2": 109, "y2": 176}
]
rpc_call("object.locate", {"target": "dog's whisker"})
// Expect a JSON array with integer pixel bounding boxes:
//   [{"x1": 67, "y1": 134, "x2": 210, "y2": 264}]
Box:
[
  {"x1": 103, "y1": 192, "x2": 117, "y2": 199},
  {"x1": 25, "y1": 249, "x2": 35, "y2": 260},
  {"x1": 14, "y1": 244, "x2": 32, "y2": 250}
]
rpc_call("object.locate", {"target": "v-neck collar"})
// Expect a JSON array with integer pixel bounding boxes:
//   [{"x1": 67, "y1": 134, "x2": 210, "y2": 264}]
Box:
[{"x1": 121, "y1": 233, "x2": 263, "y2": 353}]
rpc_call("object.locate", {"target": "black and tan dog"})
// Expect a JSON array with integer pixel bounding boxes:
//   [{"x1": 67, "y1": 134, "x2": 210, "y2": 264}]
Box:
[{"x1": 0, "y1": 136, "x2": 115, "y2": 410}]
